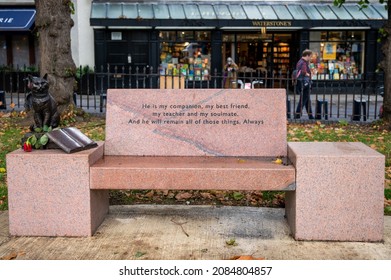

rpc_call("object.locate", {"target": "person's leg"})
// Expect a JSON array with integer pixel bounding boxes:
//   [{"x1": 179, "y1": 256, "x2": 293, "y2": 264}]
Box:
[
  {"x1": 300, "y1": 85, "x2": 310, "y2": 118},
  {"x1": 295, "y1": 82, "x2": 303, "y2": 119},
  {"x1": 302, "y1": 86, "x2": 314, "y2": 119}
]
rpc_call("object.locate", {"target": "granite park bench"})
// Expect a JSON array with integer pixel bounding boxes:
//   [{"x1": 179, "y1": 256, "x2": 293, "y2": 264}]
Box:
[{"x1": 7, "y1": 89, "x2": 385, "y2": 241}]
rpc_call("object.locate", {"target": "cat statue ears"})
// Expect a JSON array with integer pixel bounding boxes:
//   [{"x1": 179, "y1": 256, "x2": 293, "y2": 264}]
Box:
[{"x1": 25, "y1": 73, "x2": 48, "y2": 82}]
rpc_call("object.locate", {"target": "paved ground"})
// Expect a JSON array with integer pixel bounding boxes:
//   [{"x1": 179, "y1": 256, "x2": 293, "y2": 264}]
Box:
[{"x1": 0, "y1": 205, "x2": 390, "y2": 260}]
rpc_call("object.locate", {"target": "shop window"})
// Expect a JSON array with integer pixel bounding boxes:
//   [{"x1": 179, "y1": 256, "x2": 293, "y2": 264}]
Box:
[
  {"x1": 178, "y1": 31, "x2": 194, "y2": 41},
  {"x1": 222, "y1": 34, "x2": 235, "y2": 42},
  {"x1": 195, "y1": 31, "x2": 211, "y2": 41},
  {"x1": 159, "y1": 31, "x2": 176, "y2": 41},
  {"x1": 230, "y1": 32, "x2": 291, "y2": 76},
  {"x1": 309, "y1": 31, "x2": 365, "y2": 80},
  {"x1": 0, "y1": 35, "x2": 6, "y2": 66},
  {"x1": 111, "y1": 32, "x2": 122, "y2": 41},
  {"x1": 12, "y1": 34, "x2": 29, "y2": 68},
  {"x1": 159, "y1": 31, "x2": 211, "y2": 81}
]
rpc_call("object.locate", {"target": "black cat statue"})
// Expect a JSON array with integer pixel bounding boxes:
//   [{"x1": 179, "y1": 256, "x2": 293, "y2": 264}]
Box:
[{"x1": 24, "y1": 74, "x2": 60, "y2": 131}]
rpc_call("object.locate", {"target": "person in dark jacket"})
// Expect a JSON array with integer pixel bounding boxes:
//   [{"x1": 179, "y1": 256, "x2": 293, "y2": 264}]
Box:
[{"x1": 294, "y1": 49, "x2": 314, "y2": 119}]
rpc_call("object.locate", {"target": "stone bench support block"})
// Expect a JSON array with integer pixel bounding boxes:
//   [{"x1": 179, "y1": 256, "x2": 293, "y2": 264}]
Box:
[
  {"x1": 6, "y1": 143, "x2": 108, "y2": 236},
  {"x1": 286, "y1": 142, "x2": 384, "y2": 241}
]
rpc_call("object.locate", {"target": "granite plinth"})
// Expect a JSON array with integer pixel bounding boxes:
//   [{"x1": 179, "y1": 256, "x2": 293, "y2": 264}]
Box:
[
  {"x1": 6, "y1": 142, "x2": 108, "y2": 236},
  {"x1": 105, "y1": 89, "x2": 287, "y2": 157},
  {"x1": 90, "y1": 156, "x2": 296, "y2": 191},
  {"x1": 286, "y1": 142, "x2": 385, "y2": 241}
]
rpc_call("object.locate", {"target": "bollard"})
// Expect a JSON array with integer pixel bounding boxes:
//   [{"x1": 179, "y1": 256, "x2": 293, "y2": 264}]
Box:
[
  {"x1": 287, "y1": 97, "x2": 291, "y2": 119},
  {"x1": 315, "y1": 99, "x2": 328, "y2": 120},
  {"x1": 352, "y1": 98, "x2": 367, "y2": 121}
]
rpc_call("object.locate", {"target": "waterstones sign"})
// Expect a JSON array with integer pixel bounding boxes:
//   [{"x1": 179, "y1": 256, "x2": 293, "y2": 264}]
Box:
[{"x1": 252, "y1": 21, "x2": 292, "y2": 27}]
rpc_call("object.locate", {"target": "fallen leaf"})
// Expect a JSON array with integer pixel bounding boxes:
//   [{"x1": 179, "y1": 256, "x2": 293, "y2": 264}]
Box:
[
  {"x1": 226, "y1": 238, "x2": 238, "y2": 246},
  {"x1": 145, "y1": 190, "x2": 154, "y2": 198},
  {"x1": 1, "y1": 252, "x2": 18, "y2": 260},
  {"x1": 134, "y1": 251, "x2": 146, "y2": 258},
  {"x1": 273, "y1": 158, "x2": 283, "y2": 164},
  {"x1": 175, "y1": 192, "x2": 192, "y2": 200},
  {"x1": 232, "y1": 192, "x2": 244, "y2": 200},
  {"x1": 200, "y1": 192, "x2": 213, "y2": 199},
  {"x1": 230, "y1": 255, "x2": 265, "y2": 260},
  {"x1": 9, "y1": 102, "x2": 15, "y2": 109}
]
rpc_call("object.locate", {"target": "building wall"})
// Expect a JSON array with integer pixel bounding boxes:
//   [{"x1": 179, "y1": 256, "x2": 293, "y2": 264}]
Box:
[
  {"x1": 71, "y1": 0, "x2": 95, "y2": 67},
  {"x1": 0, "y1": 0, "x2": 95, "y2": 68}
]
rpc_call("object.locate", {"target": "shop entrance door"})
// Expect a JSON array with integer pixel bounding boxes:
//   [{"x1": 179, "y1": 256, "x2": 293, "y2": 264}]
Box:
[
  {"x1": 128, "y1": 31, "x2": 150, "y2": 88},
  {"x1": 106, "y1": 30, "x2": 150, "y2": 88},
  {"x1": 222, "y1": 32, "x2": 297, "y2": 88}
]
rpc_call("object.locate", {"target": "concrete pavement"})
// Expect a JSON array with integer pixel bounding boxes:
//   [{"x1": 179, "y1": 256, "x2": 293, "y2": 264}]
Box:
[{"x1": 0, "y1": 205, "x2": 390, "y2": 260}]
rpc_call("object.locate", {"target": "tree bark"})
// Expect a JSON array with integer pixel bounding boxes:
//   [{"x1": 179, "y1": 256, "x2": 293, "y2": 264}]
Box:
[
  {"x1": 35, "y1": 0, "x2": 76, "y2": 114},
  {"x1": 382, "y1": 2, "x2": 391, "y2": 123}
]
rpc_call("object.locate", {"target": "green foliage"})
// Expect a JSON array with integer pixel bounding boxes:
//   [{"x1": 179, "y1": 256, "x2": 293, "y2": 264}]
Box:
[
  {"x1": 338, "y1": 119, "x2": 349, "y2": 126},
  {"x1": 262, "y1": 191, "x2": 278, "y2": 202},
  {"x1": 25, "y1": 127, "x2": 52, "y2": 150},
  {"x1": 225, "y1": 238, "x2": 238, "y2": 246},
  {"x1": 64, "y1": 67, "x2": 76, "y2": 78},
  {"x1": 333, "y1": 0, "x2": 346, "y2": 7},
  {"x1": 40, "y1": 134, "x2": 49, "y2": 146},
  {"x1": 378, "y1": 27, "x2": 388, "y2": 43},
  {"x1": 232, "y1": 192, "x2": 244, "y2": 201},
  {"x1": 357, "y1": 0, "x2": 370, "y2": 9},
  {"x1": 69, "y1": 1, "x2": 75, "y2": 15},
  {"x1": 134, "y1": 251, "x2": 146, "y2": 258},
  {"x1": 0, "y1": 183, "x2": 8, "y2": 211},
  {"x1": 385, "y1": 189, "x2": 391, "y2": 200},
  {"x1": 0, "y1": 121, "x2": 22, "y2": 212},
  {"x1": 75, "y1": 65, "x2": 94, "y2": 79}
]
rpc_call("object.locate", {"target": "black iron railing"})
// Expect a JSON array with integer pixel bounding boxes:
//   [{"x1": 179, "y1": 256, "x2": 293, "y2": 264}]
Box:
[{"x1": 0, "y1": 65, "x2": 384, "y2": 122}]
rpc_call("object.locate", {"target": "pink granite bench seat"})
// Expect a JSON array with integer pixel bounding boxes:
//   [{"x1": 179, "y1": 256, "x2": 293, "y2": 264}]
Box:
[
  {"x1": 90, "y1": 156, "x2": 296, "y2": 191},
  {"x1": 90, "y1": 89, "x2": 294, "y2": 192}
]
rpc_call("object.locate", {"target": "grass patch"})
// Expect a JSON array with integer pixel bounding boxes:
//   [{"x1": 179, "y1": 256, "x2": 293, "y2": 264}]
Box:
[{"x1": 0, "y1": 183, "x2": 8, "y2": 211}]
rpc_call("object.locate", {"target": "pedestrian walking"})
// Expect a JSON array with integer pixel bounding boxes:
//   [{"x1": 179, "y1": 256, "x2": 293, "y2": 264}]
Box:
[{"x1": 294, "y1": 49, "x2": 314, "y2": 119}]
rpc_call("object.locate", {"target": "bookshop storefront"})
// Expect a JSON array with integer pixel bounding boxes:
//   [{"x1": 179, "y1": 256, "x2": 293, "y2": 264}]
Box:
[{"x1": 90, "y1": 2, "x2": 386, "y2": 84}]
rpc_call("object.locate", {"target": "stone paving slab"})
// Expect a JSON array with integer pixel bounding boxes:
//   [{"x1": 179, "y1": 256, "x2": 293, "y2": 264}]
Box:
[{"x1": 0, "y1": 206, "x2": 390, "y2": 260}]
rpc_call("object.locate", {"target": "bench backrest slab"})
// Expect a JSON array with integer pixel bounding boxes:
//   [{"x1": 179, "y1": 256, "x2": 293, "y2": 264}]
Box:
[{"x1": 105, "y1": 89, "x2": 287, "y2": 157}]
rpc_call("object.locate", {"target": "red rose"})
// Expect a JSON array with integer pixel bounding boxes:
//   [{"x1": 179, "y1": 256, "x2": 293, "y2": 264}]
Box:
[{"x1": 23, "y1": 141, "x2": 32, "y2": 152}]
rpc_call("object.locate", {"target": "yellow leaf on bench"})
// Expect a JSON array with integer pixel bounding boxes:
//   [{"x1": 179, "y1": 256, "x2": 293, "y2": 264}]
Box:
[{"x1": 273, "y1": 158, "x2": 283, "y2": 165}]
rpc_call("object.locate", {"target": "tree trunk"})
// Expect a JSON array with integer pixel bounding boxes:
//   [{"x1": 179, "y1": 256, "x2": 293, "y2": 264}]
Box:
[
  {"x1": 382, "y1": 2, "x2": 391, "y2": 123},
  {"x1": 35, "y1": 0, "x2": 76, "y2": 114}
]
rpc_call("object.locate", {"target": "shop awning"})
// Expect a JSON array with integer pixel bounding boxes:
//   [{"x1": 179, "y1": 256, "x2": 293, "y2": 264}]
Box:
[
  {"x1": 0, "y1": 9, "x2": 36, "y2": 31},
  {"x1": 90, "y1": 1, "x2": 387, "y2": 29}
]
